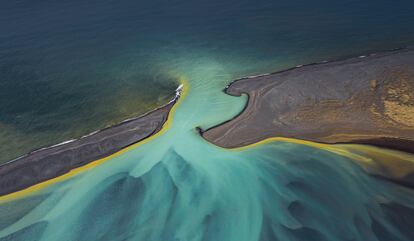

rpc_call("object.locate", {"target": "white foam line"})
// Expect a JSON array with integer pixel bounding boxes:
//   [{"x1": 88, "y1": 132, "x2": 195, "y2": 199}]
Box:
[
  {"x1": 6, "y1": 138, "x2": 78, "y2": 163},
  {"x1": 120, "y1": 117, "x2": 136, "y2": 124},
  {"x1": 3, "y1": 85, "x2": 184, "y2": 166},
  {"x1": 169, "y1": 84, "x2": 184, "y2": 103},
  {"x1": 246, "y1": 73, "x2": 270, "y2": 79},
  {"x1": 47, "y1": 139, "x2": 76, "y2": 149},
  {"x1": 176, "y1": 84, "x2": 184, "y2": 95},
  {"x1": 81, "y1": 130, "x2": 100, "y2": 138}
]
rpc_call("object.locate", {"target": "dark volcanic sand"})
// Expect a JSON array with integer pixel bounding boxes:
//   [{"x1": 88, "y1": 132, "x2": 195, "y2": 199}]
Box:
[
  {"x1": 0, "y1": 101, "x2": 175, "y2": 196},
  {"x1": 3, "y1": 49, "x2": 414, "y2": 196},
  {"x1": 203, "y1": 48, "x2": 414, "y2": 152}
]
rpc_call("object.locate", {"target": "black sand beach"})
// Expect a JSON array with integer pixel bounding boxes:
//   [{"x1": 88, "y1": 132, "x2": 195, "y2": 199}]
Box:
[
  {"x1": 2, "y1": 48, "x2": 414, "y2": 196},
  {"x1": 0, "y1": 100, "x2": 176, "y2": 196},
  {"x1": 203, "y1": 48, "x2": 414, "y2": 152},
  {"x1": 201, "y1": 48, "x2": 414, "y2": 189}
]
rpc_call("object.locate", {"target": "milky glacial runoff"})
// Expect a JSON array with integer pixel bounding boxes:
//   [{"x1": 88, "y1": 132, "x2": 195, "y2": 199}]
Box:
[
  {"x1": 1, "y1": 0, "x2": 414, "y2": 240},
  {"x1": 2, "y1": 72, "x2": 414, "y2": 240}
]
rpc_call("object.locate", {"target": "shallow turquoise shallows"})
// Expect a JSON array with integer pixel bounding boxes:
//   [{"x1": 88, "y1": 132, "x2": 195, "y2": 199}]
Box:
[
  {"x1": 2, "y1": 0, "x2": 414, "y2": 240},
  {"x1": 1, "y1": 59, "x2": 414, "y2": 241},
  {"x1": 2, "y1": 0, "x2": 414, "y2": 162}
]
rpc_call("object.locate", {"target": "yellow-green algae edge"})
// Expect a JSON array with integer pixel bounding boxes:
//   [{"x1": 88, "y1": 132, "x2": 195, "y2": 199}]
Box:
[
  {"x1": 230, "y1": 137, "x2": 414, "y2": 181},
  {"x1": 0, "y1": 78, "x2": 189, "y2": 203},
  {"x1": 2, "y1": 78, "x2": 414, "y2": 202}
]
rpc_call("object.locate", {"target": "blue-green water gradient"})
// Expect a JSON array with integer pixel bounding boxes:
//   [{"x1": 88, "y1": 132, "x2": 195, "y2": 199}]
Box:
[
  {"x1": 1, "y1": 0, "x2": 414, "y2": 240},
  {"x1": 1, "y1": 0, "x2": 414, "y2": 162}
]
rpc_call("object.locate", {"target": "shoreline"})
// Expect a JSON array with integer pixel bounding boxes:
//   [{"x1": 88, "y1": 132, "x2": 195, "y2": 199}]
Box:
[
  {"x1": 222, "y1": 46, "x2": 409, "y2": 93},
  {"x1": 2, "y1": 47, "x2": 414, "y2": 197},
  {"x1": 0, "y1": 85, "x2": 183, "y2": 197},
  {"x1": 202, "y1": 47, "x2": 414, "y2": 150},
  {"x1": 202, "y1": 47, "x2": 414, "y2": 153},
  {"x1": 202, "y1": 47, "x2": 414, "y2": 188},
  {"x1": 1, "y1": 84, "x2": 183, "y2": 167}
]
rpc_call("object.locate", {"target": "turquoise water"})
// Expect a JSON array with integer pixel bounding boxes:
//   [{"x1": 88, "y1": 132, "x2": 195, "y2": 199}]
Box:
[
  {"x1": 1, "y1": 58, "x2": 414, "y2": 240},
  {"x1": 2, "y1": 0, "x2": 414, "y2": 240},
  {"x1": 1, "y1": 81, "x2": 414, "y2": 240},
  {"x1": 2, "y1": 0, "x2": 414, "y2": 162}
]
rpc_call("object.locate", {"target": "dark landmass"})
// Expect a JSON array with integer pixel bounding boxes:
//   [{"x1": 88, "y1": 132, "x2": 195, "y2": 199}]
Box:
[
  {"x1": 202, "y1": 48, "x2": 414, "y2": 187},
  {"x1": 0, "y1": 100, "x2": 176, "y2": 196},
  {"x1": 203, "y1": 48, "x2": 414, "y2": 150},
  {"x1": 3, "y1": 48, "x2": 414, "y2": 197}
]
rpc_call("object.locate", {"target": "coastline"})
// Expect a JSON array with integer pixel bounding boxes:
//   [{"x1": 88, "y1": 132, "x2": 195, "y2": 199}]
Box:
[
  {"x1": 201, "y1": 47, "x2": 414, "y2": 188},
  {"x1": 2, "y1": 47, "x2": 414, "y2": 198},
  {"x1": 0, "y1": 84, "x2": 184, "y2": 197},
  {"x1": 202, "y1": 47, "x2": 414, "y2": 150}
]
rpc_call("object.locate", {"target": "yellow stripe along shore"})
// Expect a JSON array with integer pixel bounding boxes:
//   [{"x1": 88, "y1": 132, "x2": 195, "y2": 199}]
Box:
[
  {"x1": 0, "y1": 78, "x2": 190, "y2": 203},
  {"x1": 1, "y1": 78, "x2": 414, "y2": 203}
]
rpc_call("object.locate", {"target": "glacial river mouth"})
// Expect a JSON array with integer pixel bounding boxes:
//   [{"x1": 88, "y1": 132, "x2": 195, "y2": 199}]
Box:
[
  {"x1": 1, "y1": 75, "x2": 414, "y2": 241},
  {"x1": 2, "y1": 0, "x2": 414, "y2": 165},
  {"x1": 2, "y1": 0, "x2": 414, "y2": 239}
]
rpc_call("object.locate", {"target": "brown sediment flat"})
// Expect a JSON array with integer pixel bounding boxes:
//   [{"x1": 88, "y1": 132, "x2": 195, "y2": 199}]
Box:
[
  {"x1": 0, "y1": 100, "x2": 176, "y2": 196},
  {"x1": 202, "y1": 48, "x2": 414, "y2": 186}
]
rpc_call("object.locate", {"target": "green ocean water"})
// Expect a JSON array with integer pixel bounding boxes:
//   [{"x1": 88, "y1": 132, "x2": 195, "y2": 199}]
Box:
[
  {"x1": 2, "y1": 0, "x2": 414, "y2": 240},
  {"x1": 2, "y1": 0, "x2": 414, "y2": 162},
  {"x1": 1, "y1": 76, "x2": 414, "y2": 240}
]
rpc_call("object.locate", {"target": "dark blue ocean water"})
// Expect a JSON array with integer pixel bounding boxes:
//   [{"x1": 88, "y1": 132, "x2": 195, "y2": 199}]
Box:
[
  {"x1": 2, "y1": 1, "x2": 414, "y2": 241},
  {"x1": 1, "y1": 0, "x2": 414, "y2": 162}
]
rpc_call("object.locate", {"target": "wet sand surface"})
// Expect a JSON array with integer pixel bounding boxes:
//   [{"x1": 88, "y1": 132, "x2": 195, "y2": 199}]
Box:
[
  {"x1": 203, "y1": 48, "x2": 414, "y2": 151},
  {"x1": 0, "y1": 101, "x2": 175, "y2": 196}
]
